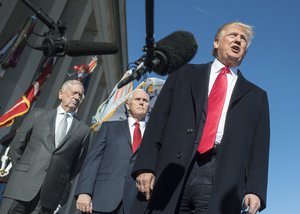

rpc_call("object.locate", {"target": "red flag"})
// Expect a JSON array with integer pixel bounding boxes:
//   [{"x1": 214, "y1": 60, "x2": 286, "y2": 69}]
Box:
[
  {"x1": 69, "y1": 56, "x2": 98, "y2": 81},
  {"x1": 0, "y1": 57, "x2": 56, "y2": 128}
]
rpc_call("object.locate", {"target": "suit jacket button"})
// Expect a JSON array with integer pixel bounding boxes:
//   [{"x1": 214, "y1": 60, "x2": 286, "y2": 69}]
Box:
[
  {"x1": 201, "y1": 115, "x2": 206, "y2": 122},
  {"x1": 177, "y1": 152, "x2": 182, "y2": 159},
  {"x1": 187, "y1": 128, "x2": 193, "y2": 134}
]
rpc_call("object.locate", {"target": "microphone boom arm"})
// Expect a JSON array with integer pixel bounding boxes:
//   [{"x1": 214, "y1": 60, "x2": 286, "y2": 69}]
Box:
[
  {"x1": 145, "y1": 0, "x2": 155, "y2": 58},
  {"x1": 19, "y1": 0, "x2": 66, "y2": 36}
]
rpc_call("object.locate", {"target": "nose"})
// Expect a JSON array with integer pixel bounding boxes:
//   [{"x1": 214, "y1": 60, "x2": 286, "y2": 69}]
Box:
[
  {"x1": 235, "y1": 35, "x2": 242, "y2": 43},
  {"x1": 74, "y1": 93, "x2": 81, "y2": 101}
]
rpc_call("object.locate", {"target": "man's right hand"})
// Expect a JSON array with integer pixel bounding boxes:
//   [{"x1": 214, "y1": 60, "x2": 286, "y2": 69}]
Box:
[
  {"x1": 135, "y1": 172, "x2": 155, "y2": 200},
  {"x1": 76, "y1": 194, "x2": 92, "y2": 213}
]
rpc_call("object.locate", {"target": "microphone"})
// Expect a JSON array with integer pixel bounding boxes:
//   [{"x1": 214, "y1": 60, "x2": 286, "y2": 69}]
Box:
[
  {"x1": 117, "y1": 30, "x2": 198, "y2": 88},
  {"x1": 40, "y1": 37, "x2": 118, "y2": 57}
]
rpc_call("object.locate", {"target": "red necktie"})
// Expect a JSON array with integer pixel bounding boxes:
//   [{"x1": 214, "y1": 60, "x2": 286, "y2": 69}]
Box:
[
  {"x1": 132, "y1": 122, "x2": 142, "y2": 153},
  {"x1": 198, "y1": 67, "x2": 230, "y2": 154}
]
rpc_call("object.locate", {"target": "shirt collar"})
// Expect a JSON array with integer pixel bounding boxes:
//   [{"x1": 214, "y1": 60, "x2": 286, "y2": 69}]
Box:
[
  {"x1": 57, "y1": 105, "x2": 75, "y2": 117},
  {"x1": 212, "y1": 59, "x2": 237, "y2": 74},
  {"x1": 128, "y1": 116, "x2": 146, "y2": 129}
]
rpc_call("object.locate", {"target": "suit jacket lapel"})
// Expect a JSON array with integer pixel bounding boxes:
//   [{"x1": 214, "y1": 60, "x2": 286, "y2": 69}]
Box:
[
  {"x1": 190, "y1": 63, "x2": 211, "y2": 125},
  {"x1": 120, "y1": 119, "x2": 131, "y2": 148},
  {"x1": 56, "y1": 116, "x2": 80, "y2": 149},
  {"x1": 47, "y1": 109, "x2": 57, "y2": 151},
  {"x1": 229, "y1": 70, "x2": 252, "y2": 110}
]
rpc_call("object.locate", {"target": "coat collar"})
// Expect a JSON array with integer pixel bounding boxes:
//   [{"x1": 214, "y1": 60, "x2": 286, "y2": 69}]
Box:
[
  {"x1": 228, "y1": 70, "x2": 252, "y2": 109},
  {"x1": 49, "y1": 109, "x2": 81, "y2": 150},
  {"x1": 120, "y1": 119, "x2": 131, "y2": 147},
  {"x1": 189, "y1": 63, "x2": 252, "y2": 120},
  {"x1": 189, "y1": 63, "x2": 211, "y2": 122}
]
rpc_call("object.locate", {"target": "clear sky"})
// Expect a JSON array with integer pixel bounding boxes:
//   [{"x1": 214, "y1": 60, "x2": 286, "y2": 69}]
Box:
[{"x1": 126, "y1": 0, "x2": 300, "y2": 213}]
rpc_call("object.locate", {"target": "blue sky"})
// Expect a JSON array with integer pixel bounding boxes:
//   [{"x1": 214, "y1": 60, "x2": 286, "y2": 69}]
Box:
[{"x1": 126, "y1": 1, "x2": 300, "y2": 213}]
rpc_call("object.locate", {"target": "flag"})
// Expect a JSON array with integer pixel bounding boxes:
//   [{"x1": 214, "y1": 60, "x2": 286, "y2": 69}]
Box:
[
  {"x1": 135, "y1": 77, "x2": 165, "y2": 113},
  {"x1": 90, "y1": 70, "x2": 134, "y2": 130},
  {"x1": 90, "y1": 76, "x2": 165, "y2": 131},
  {"x1": 0, "y1": 16, "x2": 36, "y2": 77},
  {"x1": 68, "y1": 56, "x2": 98, "y2": 81},
  {"x1": 0, "y1": 34, "x2": 18, "y2": 77},
  {"x1": 0, "y1": 57, "x2": 56, "y2": 128}
]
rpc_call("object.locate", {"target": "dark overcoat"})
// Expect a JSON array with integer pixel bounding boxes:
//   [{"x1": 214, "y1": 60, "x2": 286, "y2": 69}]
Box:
[
  {"x1": 3, "y1": 108, "x2": 90, "y2": 210},
  {"x1": 132, "y1": 62, "x2": 270, "y2": 214}
]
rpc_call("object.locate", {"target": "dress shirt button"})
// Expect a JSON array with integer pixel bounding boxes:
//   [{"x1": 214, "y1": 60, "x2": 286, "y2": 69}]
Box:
[
  {"x1": 176, "y1": 152, "x2": 182, "y2": 159},
  {"x1": 187, "y1": 128, "x2": 193, "y2": 134}
]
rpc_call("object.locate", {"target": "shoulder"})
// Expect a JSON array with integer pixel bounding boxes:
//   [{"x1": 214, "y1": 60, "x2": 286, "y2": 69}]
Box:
[
  {"x1": 101, "y1": 120, "x2": 127, "y2": 128},
  {"x1": 169, "y1": 62, "x2": 211, "y2": 78},
  {"x1": 238, "y1": 71, "x2": 268, "y2": 95},
  {"x1": 93, "y1": 120, "x2": 127, "y2": 138},
  {"x1": 27, "y1": 107, "x2": 54, "y2": 119}
]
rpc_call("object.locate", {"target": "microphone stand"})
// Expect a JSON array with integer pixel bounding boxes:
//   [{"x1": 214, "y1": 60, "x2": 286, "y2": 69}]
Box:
[
  {"x1": 145, "y1": 0, "x2": 155, "y2": 54},
  {"x1": 19, "y1": 0, "x2": 66, "y2": 36},
  {"x1": 19, "y1": 0, "x2": 67, "y2": 56},
  {"x1": 117, "y1": 0, "x2": 155, "y2": 89},
  {"x1": 144, "y1": 0, "x2": 155, "y2": 72}
]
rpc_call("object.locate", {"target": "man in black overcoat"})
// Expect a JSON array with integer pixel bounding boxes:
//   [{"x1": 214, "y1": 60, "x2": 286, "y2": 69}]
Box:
[{"x1": 132, "y1": 22, "x2": 270, "y2": 214}]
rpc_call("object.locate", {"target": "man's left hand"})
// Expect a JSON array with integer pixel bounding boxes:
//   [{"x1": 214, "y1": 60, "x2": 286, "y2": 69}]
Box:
[{"x1": 243, "y1": 193, "x2": 261, "y2": 214}]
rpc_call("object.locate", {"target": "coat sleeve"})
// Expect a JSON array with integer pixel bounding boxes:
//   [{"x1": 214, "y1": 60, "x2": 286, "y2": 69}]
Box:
[
  {"x1": 9, "y1": 109, "x2": 36, "y2": 166},
  {"x1": 74, "y1": 123, "x2": 107, "y2": 197},
  {"x1": 70, "y1": 126, "x2": 91, "y2": 180},
  {"x1": 131, "y1": 71, "x2": 179, "y2": 178},
  {"x1": 245, "y1": 91, "x2": 270, "y2": 211}
]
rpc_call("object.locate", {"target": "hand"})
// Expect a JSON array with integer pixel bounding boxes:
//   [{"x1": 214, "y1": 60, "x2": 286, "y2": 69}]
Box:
[
  {"x1": 135, "y1": 172, "x2": 155, "y2": 200},
  {"x1": 76, "y1": 193, "x2": 92, "y2": 213},
  {"x1": 243, "y1": 193, "x2": 261, "y2": 214}
]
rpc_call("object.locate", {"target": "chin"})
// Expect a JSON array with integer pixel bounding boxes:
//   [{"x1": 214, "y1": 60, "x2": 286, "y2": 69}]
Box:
[{"x1": 69, "y1": 106, "x2": 78, "y2": 112}]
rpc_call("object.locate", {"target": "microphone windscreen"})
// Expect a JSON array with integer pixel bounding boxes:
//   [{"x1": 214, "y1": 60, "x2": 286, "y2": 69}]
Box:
[
  {"x1": 65, "y1": 40, "x2": 118, "y2": 57},
  {"x1": 154, "y1": 31, "x2": 198, "y2": 75}
]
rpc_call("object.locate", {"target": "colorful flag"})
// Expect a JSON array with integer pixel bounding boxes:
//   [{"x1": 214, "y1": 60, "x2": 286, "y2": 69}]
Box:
[
  {"x1": 90, "y1": 76, "x2": 165, "y2": 131},
  {"x1": 0, "y1": 57, "x2": 56, "y2": 128},
  {"x1": 0, "y1": 34, "x2": 18, "y2": 77},
  {"x1": 136, "y1": 77, "x2": 165, "y2": 114},
  {"x1": 90, "y1": 70, "x2": 134, "y2": 130},
  {"x1": 0, "y1": 16, "x2": 36, "y2": 77},
  {"x1": 68, "y1": 56, "x2": 98, "y2": 81}
]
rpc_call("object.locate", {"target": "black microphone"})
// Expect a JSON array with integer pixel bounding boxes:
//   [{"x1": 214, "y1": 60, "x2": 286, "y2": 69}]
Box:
[
  {"x1": 41, "y1": 37, "x2": 118, "y2": 57},
  {"x1": 117, "y1": 30, "x2": 198, "y2": 88},
  {"x1": 152, "y1": 30, "x2": 198, "y2": 75}
]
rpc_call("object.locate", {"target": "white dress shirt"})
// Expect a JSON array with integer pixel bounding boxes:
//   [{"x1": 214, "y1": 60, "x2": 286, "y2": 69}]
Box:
[
  {"x1": 209, "y1": 59, "x2": 238, "y2": 144},
  {"x1": 128, "y1": 117, "x2": 146, "y2": 144},
  {"x1": 55, "y1": 105, "x2": 75, "y2": 135}
]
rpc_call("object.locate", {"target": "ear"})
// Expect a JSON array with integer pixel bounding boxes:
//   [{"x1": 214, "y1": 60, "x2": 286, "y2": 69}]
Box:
[
  {"x1": 125, "y1": 102, "x2": 129, "y2": 111},
  {"x1": 58, "y1": 90, "x2": 63, "y2": 100},
  {"x1": 213, "y1": 40, "x2": 219, "y2": 49}
]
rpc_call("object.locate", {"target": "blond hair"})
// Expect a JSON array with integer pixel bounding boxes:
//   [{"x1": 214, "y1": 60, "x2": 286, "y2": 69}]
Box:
[{"x1": 212, "y1": 22, "x2": 254, "y2": 57}]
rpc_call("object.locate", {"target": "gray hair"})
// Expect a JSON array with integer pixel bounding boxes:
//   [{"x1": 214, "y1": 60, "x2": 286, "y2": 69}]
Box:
[
  {"x1": 126, "y1": 88, "x2": 149, "y2": 104},
  {"x1": 60, "y1": 80, "x2": 85, "y2": 100}
]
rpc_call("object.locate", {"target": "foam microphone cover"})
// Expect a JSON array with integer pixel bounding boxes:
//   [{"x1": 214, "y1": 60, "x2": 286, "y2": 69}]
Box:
[
  {"x1": 153, "y1": 31, "x2": 198, "y2": 75},
  {"x1": 65, "y1": 40, "x2": 118, "y2": 57}
]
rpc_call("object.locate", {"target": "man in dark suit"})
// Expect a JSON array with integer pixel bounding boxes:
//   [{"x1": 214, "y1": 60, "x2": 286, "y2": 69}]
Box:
[
  {"x1": 132, "y1": 22, "x2": 270, "y2": 214},
  {"x1": 75, "y1": 89, "x2": 150, "y2": 214},
  {"x1": 0, "y1": 80, "x2": 90, "y2": 214}
]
